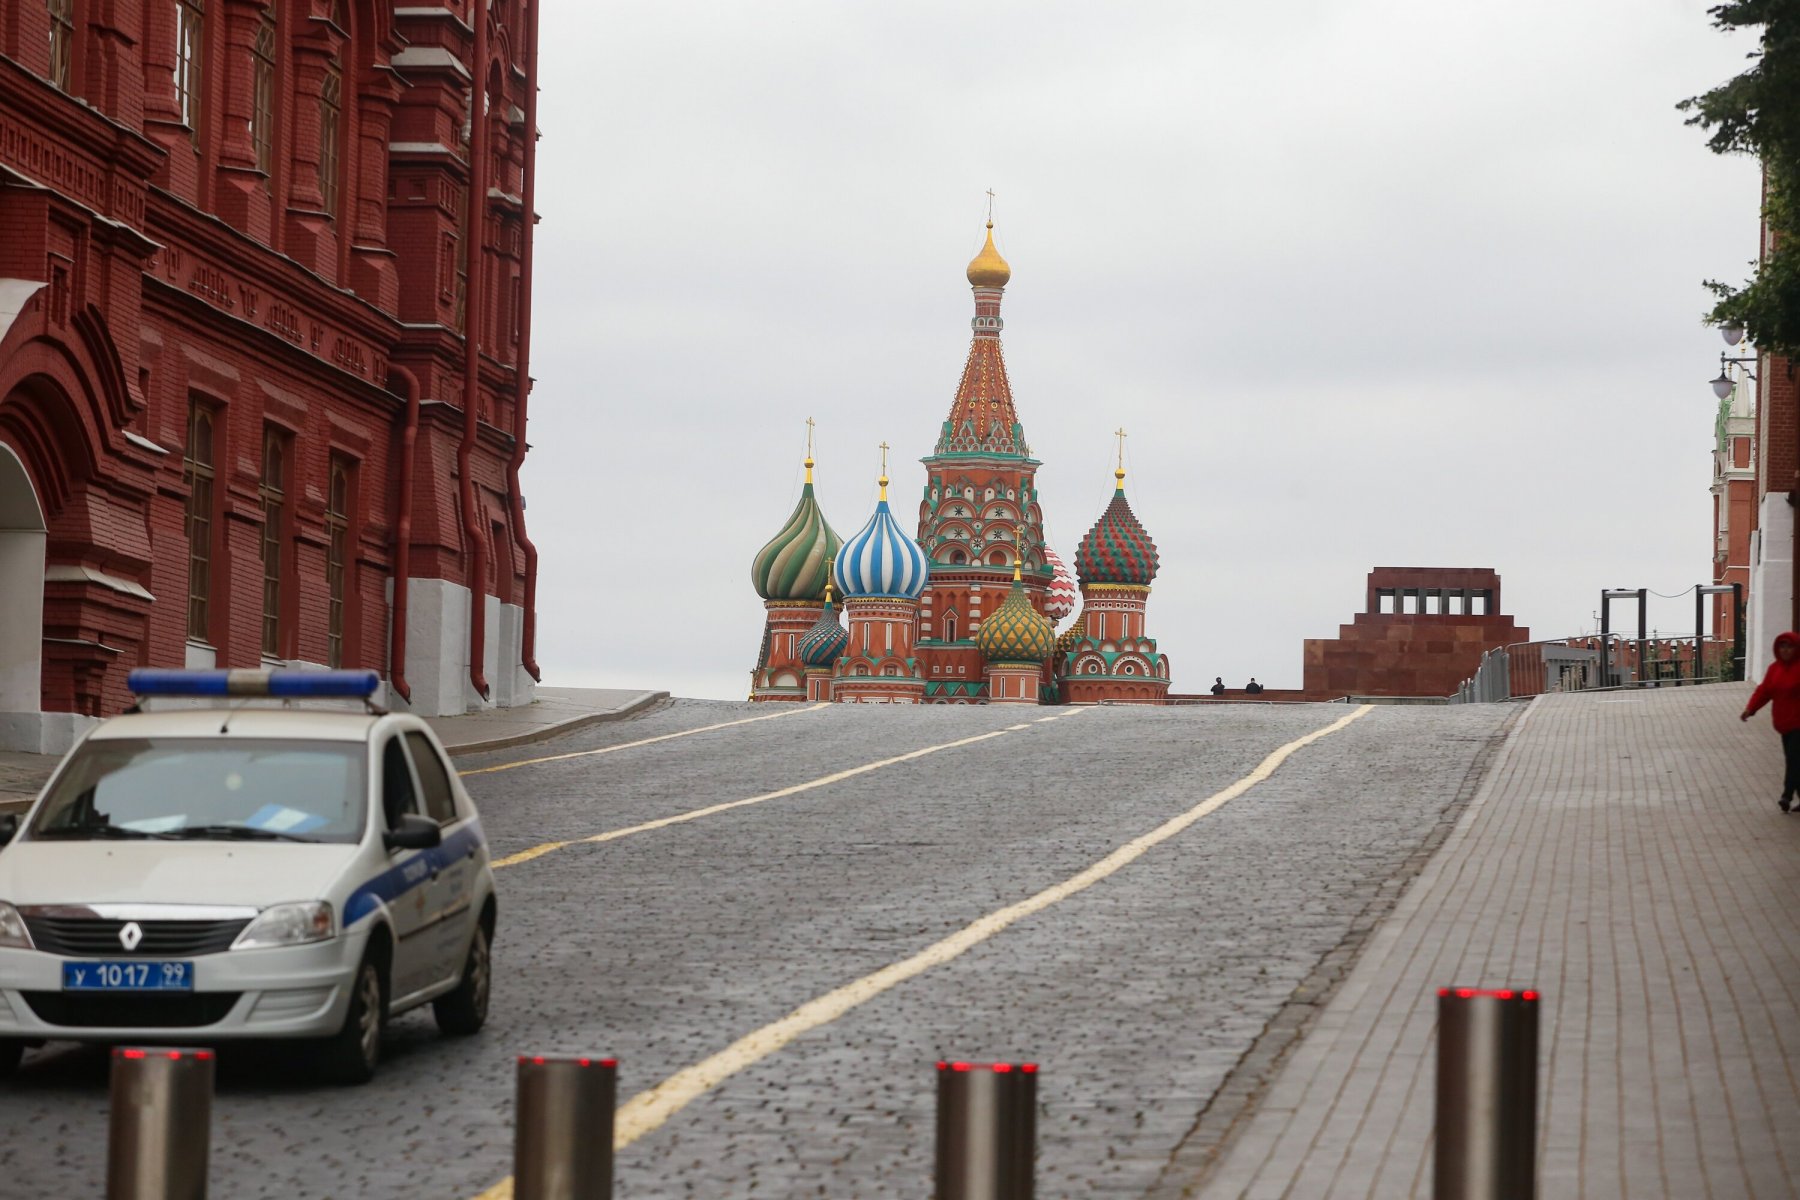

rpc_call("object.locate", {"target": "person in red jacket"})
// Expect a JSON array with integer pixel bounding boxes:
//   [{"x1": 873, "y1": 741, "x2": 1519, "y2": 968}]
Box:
[{"x1": 1741, "y1": 630, "x2": 1800, "y2": 811}]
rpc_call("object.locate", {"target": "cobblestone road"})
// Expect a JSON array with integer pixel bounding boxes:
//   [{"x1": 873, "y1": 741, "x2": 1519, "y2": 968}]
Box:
[{"x1": 0, "y1": 700, "x2": 1511, "y2": 1198}]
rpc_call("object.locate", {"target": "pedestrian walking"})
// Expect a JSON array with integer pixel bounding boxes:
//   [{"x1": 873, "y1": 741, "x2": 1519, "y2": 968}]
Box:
[
  {"x1": 1741, "y1": 630, "x2": 1800, "y2": 811},
  {"x1": 1210, "y1": 677, "x2": 1225, "y2": 695}
]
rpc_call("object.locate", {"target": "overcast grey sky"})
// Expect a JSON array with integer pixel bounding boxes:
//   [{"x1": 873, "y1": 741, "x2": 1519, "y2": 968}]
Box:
[{"x1": 521, "y1": 0, "x2": 1763, "y2": 700}]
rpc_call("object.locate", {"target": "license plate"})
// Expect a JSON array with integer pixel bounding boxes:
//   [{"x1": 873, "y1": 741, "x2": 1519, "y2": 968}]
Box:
[{"x1": 62, "y1": 961, "x2": 193, "y2": 992}]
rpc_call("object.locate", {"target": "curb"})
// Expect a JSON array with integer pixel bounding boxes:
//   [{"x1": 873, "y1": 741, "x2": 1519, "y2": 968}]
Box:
[{"x1": 442, "y1": 690, "x2": 670, "y2": 757}]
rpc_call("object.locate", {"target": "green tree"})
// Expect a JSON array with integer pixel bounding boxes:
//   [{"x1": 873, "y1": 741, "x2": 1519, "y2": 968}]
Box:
[{"x1": 1680, "y1": 1, "x2": 1800, "y2": 355}]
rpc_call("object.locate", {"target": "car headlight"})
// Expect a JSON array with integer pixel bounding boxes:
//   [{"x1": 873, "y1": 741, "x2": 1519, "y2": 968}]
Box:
[
  {"x1": 231, "y1": 901, "x2": 335, "y2": 950},
  {"x1": 0, "y1": 902, "x2": 33, "y2": 950}
]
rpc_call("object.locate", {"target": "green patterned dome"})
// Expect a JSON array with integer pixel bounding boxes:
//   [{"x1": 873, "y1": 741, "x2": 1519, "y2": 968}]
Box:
[
  {"x1": 977, "y1": 572, "x2": 1055, "y2": 664},
  {"x1": 751, "y1": 458, "x2": 842, "y2": 601}
]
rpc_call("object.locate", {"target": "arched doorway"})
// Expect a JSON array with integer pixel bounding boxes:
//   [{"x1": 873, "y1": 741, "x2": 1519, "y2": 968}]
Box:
[{"x1": 0, "y1": 442, "x2": 45, "y2": 715}]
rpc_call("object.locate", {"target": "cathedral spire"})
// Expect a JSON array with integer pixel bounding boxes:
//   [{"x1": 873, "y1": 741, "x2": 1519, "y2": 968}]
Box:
[{"x1": 937, "y1": 218, "x2": 1026, "y2": 458}]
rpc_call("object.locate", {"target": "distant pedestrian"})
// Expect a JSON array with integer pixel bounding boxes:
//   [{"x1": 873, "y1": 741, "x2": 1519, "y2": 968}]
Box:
[
  {"x1": 1741, "y1": 631, "x2": 1800, "y2": 812},
  {"x1": 1245, "y1": 678, "x2": 1264, "y2": 694},
  {"x1": 1210, "y1": 677, "x2": 1225, "y2": 696}
]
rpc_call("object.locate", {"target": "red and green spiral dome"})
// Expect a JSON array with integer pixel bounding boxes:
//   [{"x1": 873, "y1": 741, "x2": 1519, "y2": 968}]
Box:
[{"x1": 1074, "y1": 469, "x2": 1159, "y2": 587}]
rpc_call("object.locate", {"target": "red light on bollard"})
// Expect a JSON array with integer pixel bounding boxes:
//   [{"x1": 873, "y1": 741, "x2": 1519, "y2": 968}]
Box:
[
  {"x1": 1435, "y1": 987, "x2": 1539, "y2": 1200},
  {"x1": 514, "y1": 1054, "x2": 617, "y2": 1200},
  {"x1": 936, "y1": 1061, "x2": 1037, "y2": 1199},
  {"x1": 107, "y1": 1046, "x2": 215, "y2": 1200}
]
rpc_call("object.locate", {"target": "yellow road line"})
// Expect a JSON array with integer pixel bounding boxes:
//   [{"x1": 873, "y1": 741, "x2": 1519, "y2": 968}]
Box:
[
  {"x1": 489, "y1": 708, "x2": 1090, "y2": 871},
  {"x1": 471, "y1": 704, "x2": 1372, "y2": 1199},
  {"x1": 461, "y1": 704, "x2": 829, "y2": 777}
]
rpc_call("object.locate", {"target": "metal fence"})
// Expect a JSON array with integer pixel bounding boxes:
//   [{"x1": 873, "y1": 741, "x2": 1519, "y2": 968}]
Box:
[{"x1": 1452, "y1": 635, "x2": 1740, "y2": 704}]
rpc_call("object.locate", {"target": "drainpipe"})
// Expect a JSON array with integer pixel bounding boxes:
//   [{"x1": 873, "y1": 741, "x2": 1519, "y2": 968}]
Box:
[
  {"x1": 386, "y1": 363, "x2": 420, "y2": 704},
  {"x1": 507, "y1": 0, "x2": 542, "y2": 682},
  {"x1": 458, "y1": 0, "x2": 492, "y2": 701}
]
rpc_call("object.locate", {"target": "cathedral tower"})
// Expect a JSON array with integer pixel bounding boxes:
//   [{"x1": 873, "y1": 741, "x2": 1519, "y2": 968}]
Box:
[
  {"x1": 749, "y1": 435, "x2": 841, "y2": 700},
  {"x1": 915, "y1": 222, "x2": 1054, "y2": 702},
  {"x1": 832, "y1": 456, "x2": 929, "y2": 703},
  {"x1": 1059, "y1": 453, "x2": 1172, "y2": 703}
]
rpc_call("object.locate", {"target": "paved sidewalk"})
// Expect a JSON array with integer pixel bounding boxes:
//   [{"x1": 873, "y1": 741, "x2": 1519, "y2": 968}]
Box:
[
  {"x1": 426, "y1": 685, "x2": 666, "y2": 754},
  {"x1": 0, "y1": 686, "x2": 666, "y2": 812},
  {"x1": 1192, "y1": 684, "x2": 1800, "y2": 1199}
]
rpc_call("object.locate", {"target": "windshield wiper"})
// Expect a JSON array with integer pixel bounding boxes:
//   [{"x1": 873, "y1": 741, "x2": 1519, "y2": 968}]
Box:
[
  {"x1": 36, "y1": 824, "x2": 177, "y2": 840},
  {"x1": 170, "y1": 824, "x2": 322, "y2": 844}
]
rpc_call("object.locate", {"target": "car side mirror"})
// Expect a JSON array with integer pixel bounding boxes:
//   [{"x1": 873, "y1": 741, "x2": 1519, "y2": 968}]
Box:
[
  {"x1": 383, "y1": 813, "x2": 441, "y2": 852},
  {"x1": 0, "y1": 814, "x2": 16, "y2": 846}
]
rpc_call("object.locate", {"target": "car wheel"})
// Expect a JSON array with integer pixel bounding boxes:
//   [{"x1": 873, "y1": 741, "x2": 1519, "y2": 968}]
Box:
[
  {"x1": 433, "y1": 922, "x2": 490, "y2": 1037},
  {"x1": 319, "y1": 954, "x2": 385, "y2": 1085},
  {"x1": 0, "y1": 1040, "x2": 22, "y2": 1079}
]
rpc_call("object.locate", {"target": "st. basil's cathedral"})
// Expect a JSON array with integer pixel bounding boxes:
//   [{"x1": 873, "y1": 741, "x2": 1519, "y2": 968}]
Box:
[{"x1": 748, "y1": 222, "x2": 1174, "y2": 705}]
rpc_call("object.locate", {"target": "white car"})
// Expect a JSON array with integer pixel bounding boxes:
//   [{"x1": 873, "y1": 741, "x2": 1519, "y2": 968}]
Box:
[{"x1": 0, "y1": 669, "x2": 497, "y2": 1084}]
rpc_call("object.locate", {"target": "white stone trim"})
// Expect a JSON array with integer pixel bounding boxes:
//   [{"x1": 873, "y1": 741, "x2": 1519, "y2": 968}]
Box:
[
  {"x1": 123, "y1": 430, "x2": 170, "y2": 455},
  {"x1": 1749, "y1": 494, "x2": 1793, "y2": 678},
  {"x1": 389, "y1": 46, "x2": 472, "y2": 79},
  {"x1": 44, "y1": 565, "x2": 154, "y2": 601}
]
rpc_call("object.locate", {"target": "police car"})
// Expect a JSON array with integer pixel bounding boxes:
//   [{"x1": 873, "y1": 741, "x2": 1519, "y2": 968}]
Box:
[{"x1": 0, "y1": 669, "x2": 496, "y2": 1084}]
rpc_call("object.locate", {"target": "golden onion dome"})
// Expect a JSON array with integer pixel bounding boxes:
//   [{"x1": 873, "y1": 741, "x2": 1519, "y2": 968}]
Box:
[
  {"x1": 977, "y1": 569, "x2": 1055, "y2": 665},
  {"x1": 965, "y1": 222, "x2": 1011, "y2": 289}
]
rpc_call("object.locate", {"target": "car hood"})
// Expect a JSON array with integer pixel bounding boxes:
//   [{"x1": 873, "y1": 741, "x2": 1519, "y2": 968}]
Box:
[{"x1": 0, "y1": 841, "x2": 360, "y2": 909}]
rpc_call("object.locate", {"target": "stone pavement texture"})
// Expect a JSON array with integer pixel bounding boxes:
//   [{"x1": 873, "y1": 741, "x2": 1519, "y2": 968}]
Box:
[
  {"x1": 0, "y1": 686, "x2": 665, "y2": 812},
  {"x1": 1192, "y1": 683, "x2": 1800, "y2": 1199},
  {"x1": 0, "y1": 700, "x2": 1511, "y2": 1198}
]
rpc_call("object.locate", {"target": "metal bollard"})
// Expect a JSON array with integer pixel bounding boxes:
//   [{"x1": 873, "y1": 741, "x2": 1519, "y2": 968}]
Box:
[
  {"x1": 514, "y1": 1054, "x2": 617, "y2": 1200},
  {"x1": 935, "y1": 1060, "x2": 1036, "y2": 1200},
  {"x1": 1435, "y1": 987, "x2": 1539, "y2": 1200},
  {"x1": 106, "y1": 1046, "x2": 214, "y2": 1200}
]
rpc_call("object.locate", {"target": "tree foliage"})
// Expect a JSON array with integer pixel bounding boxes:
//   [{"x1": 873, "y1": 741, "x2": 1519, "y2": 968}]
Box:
[{"x1": 1680, "y1": 0, "x2": 1800, "y2": 356}]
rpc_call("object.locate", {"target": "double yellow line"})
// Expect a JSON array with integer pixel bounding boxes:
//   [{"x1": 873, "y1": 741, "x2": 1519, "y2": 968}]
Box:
[{"x1": 470, "y1": 704, "x2": 1374, "y2": 1198}]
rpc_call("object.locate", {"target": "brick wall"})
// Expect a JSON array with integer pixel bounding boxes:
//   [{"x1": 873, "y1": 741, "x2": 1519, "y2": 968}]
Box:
[{"x1": 0, "y1": 1, "x2": 539, "y2": 717}]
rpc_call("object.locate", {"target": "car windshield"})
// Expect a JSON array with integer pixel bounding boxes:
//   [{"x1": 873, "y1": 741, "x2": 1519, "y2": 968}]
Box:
[{"x1": 28, "y1": 738, "x2": 366, "y2": 845}]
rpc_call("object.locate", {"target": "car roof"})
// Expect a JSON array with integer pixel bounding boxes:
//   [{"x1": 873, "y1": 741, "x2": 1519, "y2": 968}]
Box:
[{"x1": 85, "y1": 708, "x2": 386, "y2": 743}]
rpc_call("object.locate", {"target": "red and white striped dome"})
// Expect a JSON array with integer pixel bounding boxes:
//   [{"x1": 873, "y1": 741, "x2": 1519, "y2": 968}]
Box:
[{"x1": 1043, "y1": 546, "x2": 1078, "y2": 621}]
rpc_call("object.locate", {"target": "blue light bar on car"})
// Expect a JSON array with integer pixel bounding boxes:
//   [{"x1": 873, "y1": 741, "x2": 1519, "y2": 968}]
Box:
[{"x1": 126, "y1": 669, "x2": 381, "y2": 699}]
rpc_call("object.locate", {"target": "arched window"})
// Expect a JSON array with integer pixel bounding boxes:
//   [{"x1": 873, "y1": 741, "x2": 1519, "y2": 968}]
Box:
[
  {"x1": 48, "y1": 0, "x2": 75, "y2": 90},
  {"x1": 989, "y1": 550, "x2": 1007, "y2": 566},
  {"x1": 318, "y1": 1, "x2": 347, "y2": 218},
  {"x1": 175, "y1": 0, "x2": 206, "y2": 144},
  {"x1": 325, "y1": 455, "x2": 351, "y2": 666},
  {"x1": 259, "y1": 427, "x2": 288, "y2": 657},
  {"x1": 250, "y1": 6, "x2": 277, "y2": 177},
  {"x1": 945, "y1": 613, "x2": 957, "y2": 642},
  {"x1": 183, "y1": 399, "x2": 216, "y2": 641},
  {"x1": 950, "y1": 549, "x2": 966, "y2": 565}
]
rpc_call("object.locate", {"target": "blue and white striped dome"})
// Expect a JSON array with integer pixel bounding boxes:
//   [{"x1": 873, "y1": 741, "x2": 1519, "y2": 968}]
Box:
[{"x1": 834, "y1": 493, "x2": 928, "y2": 600}]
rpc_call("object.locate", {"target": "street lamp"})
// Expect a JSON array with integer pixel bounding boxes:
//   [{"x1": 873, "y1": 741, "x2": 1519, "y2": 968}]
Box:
[{"x1": 1711, "y1": 349, "x2": 1758, "y2": 401}]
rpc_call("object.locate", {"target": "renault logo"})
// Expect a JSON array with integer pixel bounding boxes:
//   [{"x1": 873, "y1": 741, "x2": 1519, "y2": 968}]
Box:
[{"x1": 118, "y1": 921, "x2": 143, "y2": 952}]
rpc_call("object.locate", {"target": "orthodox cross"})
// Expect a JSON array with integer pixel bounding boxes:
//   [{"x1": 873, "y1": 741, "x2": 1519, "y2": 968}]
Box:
[
  {"x1": 1114, "y1": 427, "x2": 1128, "y2": 470},
  {"x1": 986, "y1": 188, "x2": 996, "y2": 223},
  {"x1": 878, "y1": 440, "x2": 889, "y2": 476},
  {"x1": 805, "y1": 416, "x2": 815, "y2": 459}
]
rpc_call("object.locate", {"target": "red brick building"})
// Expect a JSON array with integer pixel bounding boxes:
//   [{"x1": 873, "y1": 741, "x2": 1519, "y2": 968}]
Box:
[
  {"x1": 0, "y1": 0, "x2": 542, "y2": 750},
  {"x1": 1745, "y1": 204, "x2": 1798, "y2": 674},
  {"x1": 1711, "y1": 372, "x2": 1754, "y2": 647},
  {"x1": 1301, "y1": 568, "x2": 1530, "y2": 699}
]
